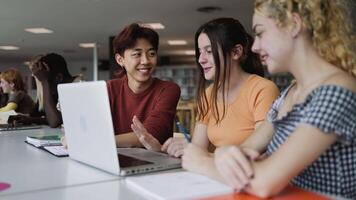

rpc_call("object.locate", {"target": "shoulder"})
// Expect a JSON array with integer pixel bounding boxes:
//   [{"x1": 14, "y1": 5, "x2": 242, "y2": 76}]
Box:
[
  {"x1": 246, "y1": 75, "x2": 279, "y2": 96},
  {"x1": 323, "y1": 71, "x2": 356, "y2": 93},
  {"x1": 154, "y1": 78, "x2": 181, "y2": 93},
  {"x1": 9, "y1": 91, "x2": 24, "y2": 98},
  {"x1": 107, "y1": 77, "x2": 126, "y2": 88}
]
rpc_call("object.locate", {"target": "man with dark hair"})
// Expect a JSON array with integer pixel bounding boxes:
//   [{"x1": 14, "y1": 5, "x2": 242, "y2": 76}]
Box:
[{"x1": 108, "y1": 23, "x2": 180, "y2": 150}]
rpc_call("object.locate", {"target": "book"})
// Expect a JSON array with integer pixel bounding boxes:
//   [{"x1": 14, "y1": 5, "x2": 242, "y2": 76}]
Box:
[
  {"x1": 25, "y1": 134, "x2": 69, "y2": 157},
  {"x1": 26, "y1": 135, "x2": 62, "y2": 147},
  {"x1": 125, "y1": 171, "x2": 233, "y2": 200}
]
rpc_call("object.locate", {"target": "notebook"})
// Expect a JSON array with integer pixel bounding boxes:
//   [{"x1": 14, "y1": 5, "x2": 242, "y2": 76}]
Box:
[
  {"x1": 126, "y1": 171, "x2": 234, "y2": 200},
  {"x1": 57, "y1": 81, "x2": 181, "y2": 176}
]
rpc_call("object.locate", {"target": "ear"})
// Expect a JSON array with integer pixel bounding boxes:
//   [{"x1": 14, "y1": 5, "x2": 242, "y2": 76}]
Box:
[
  {"x1": 231, "y1": 44, "x2": 243, "y2": 60},
  {"x1": 115, "y1": 53, "x2": 125, "y2": 68},
  {"x1": 290, "y1": 13, "x2": 303, "y2": 38}
]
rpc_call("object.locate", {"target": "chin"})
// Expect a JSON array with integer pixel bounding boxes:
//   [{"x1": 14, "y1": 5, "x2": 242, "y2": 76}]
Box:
[{"x1": 204, "y1": 74, "x2": 214, "y2": 81}]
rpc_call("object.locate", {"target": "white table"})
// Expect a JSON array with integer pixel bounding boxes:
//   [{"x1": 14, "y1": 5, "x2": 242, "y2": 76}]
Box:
[{"x1": 0, "y1": 128, "x2": 120, "y2": 198}]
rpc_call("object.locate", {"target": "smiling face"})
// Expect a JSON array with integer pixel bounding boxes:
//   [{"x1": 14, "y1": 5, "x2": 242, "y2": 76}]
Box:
[
  {"x1": 0, "y1": 78, "x2": 13, "y2": 94},
  {"x1": 198, "y1": 33, "x2": 217, "y2": 81},
  {"x1": 251, "y1": 13, "x2": 294, "y2": 74},
  {"x1": 115, "y1": 38, "x2": 157, "y2": 87}
]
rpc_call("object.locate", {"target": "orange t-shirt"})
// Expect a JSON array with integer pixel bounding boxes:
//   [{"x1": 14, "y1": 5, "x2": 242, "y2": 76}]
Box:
[{"x1": 200, "y1": 75, "x2": 279, "y2": 147}]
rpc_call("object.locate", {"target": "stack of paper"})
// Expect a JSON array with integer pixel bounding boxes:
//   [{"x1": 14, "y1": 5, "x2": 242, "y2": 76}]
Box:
[{"x1": 126, "y1": 171, "x2": 233, "y2": 200}]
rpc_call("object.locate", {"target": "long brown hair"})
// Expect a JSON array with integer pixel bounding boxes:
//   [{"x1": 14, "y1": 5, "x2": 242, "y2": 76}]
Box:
[{"x1": 195, "y1": 18, "x2": 264, "y2": 124}]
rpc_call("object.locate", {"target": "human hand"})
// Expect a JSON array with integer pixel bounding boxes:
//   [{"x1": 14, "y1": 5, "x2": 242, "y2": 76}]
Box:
[
  {"x1": 214, "y1": 146, "x2": 259, "y2": 191},
  {"x1": 182, "y1": 143, "x2": 211, "y2": 173},
  {"x1": 61, "y1": 136, "x2": 68, "y2": 149},
  {"x1": 131, "y1": 115, "x2": 162, "y2": 151},
  {"x1": 30, "y1": 61, "x2": 50, "y2": 82},
  {"x1": 161, "y1": 137, "x2": 188, "y2": 157}
]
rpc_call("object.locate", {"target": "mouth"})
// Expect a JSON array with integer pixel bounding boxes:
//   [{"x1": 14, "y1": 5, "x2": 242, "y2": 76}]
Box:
[
  {"x1": 259, "y1": 55, "x2": 268, "y2": 63},
  {"x1": 202, "y1": 66, "x2": 213, "y2": 74},
  {"x1": 137, "y1": 67, "x2": 152, "y2": 74}
]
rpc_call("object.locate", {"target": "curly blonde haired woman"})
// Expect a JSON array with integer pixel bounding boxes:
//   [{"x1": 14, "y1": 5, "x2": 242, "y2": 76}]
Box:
[{"x1": 184, "y1": 0, "x2": 356, "y2": 198}]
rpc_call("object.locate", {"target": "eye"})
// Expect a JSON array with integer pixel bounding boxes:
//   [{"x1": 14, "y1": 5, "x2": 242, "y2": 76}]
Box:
[
  {"x1": 131, "y1": 52, "x2": 141, "y2": 58},
  {"x1": 255, "y1": 31, "x2": 263, "y2": 38},
  {"x1": 148, "y1": 50, "x2": 157, "y2": 57}
]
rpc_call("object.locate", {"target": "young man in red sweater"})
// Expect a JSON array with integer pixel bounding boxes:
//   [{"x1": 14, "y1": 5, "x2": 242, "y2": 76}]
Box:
[{"x1": 108, "y1": 23, "x2": 180, "y2": 150}]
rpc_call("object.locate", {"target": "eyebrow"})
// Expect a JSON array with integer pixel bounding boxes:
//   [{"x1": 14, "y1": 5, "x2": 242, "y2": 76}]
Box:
[
  {"x1": 198, "y1": 45, "x2": 211, "y2": 50},
  {"x1": 132, "y1": 47, "x2": 155, "y2": 52},
  {"x1": 252, "y1": 24, "x2": 262, "y2": 33}
]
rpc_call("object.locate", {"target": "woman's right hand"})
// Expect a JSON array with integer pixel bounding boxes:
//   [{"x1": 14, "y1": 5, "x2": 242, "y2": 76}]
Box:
[
  {"x1": 214, "y1": 146, "x2": 259, "y2": 191},
  {"x1": 161, "y1": 137, "x2": 188, "y2": 157}
]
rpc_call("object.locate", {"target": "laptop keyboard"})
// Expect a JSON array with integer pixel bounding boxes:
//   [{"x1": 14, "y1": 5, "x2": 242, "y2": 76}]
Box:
[{"x1": 118, "y1": 154, "x2": 153, "y2": 168}]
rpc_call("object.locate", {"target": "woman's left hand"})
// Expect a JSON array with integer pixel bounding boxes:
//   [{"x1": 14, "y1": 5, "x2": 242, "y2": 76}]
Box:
[
  {"x1": 182, "y1": 143, "x2": 211, "y2": 173},
  {"x1": 131, "y1": 115, "x2": 162, "y2": 151}
]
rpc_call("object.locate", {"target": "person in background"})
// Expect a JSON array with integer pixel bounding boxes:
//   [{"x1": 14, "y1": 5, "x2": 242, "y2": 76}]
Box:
[
  {"x1": 208, "y1": 0, "x2": 355, "y2": 199},
  {"x1": 135, "y1": 18, "x2": 279, "y2": 161},
  {"x1": 8, "y1": 53, "x2": 83, "y2": 127},
  {"x1": 106, "y1": 23, "x2": 181, "y2": 149},
  {"x1": 0, "y1": 68, "x2": 34, "y2": 114}
]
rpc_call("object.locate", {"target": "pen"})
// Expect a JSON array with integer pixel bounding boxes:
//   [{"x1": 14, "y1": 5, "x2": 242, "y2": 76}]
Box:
[{"x1": 175, "y1": 117, "x2": 191, "y2": 142}]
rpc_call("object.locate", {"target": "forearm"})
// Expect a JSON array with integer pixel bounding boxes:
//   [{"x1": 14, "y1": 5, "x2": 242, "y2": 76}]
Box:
[
  {"x1": 42, "y1": 81, "x2": 62, "y2": 127},
  {"x1": 0, "y1": 102, "x2": 17, "y2": 112},
  {"x1": 241, "y1": 121, "x2": 274, "y2": 153},
  {"x1": 198, "y1": 155, "x2": 225, "y2": 182},
  {"x1": 115, "y1": 132, "x2": 143, "y2": 148}
]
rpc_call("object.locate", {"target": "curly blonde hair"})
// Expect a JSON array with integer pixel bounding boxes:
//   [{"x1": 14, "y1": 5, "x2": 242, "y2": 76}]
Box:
[{"x1": 254, "y1": 0, "x2": 356, "y2": 77}]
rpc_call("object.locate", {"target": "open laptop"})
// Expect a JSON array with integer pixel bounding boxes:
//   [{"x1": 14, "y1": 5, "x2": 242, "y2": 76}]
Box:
[{"x1": 58, "y1": 81, "x2": 181, "y2": 176}]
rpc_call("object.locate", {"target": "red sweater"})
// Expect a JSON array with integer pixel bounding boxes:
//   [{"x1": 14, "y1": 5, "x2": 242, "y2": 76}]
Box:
[{"x1": 107, "y1": 76, "x2": 181, "y2": 144}]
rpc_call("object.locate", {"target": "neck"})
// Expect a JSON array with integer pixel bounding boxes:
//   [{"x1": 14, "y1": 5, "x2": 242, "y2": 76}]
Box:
[
  {"x1": 289, "y1": 40, "x2": 337, "y2": 92},
  {"x1": 127, "y1": 77, "x2": 153, "y2": 94}
]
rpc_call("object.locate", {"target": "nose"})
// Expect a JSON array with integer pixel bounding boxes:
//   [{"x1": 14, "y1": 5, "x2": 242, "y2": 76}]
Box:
[
  {"x1": 251, "y1": 38, "x2": 259, "y2": 54},
  {"x1": 141, "y1": 53, "x2": 149, "y2": 65},
  {"x1": 198, "y1": 51, "x2": 207, "y2": 65}
]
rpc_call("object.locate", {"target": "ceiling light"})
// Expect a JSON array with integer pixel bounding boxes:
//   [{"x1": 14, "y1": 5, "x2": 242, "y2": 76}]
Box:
[
  {"x1": 79, "y1": 43, "x2": 96, "y2": 48},
  {"x1": 184, "y1": 50, "x2": 195, "y2": 55},
  {"x1": 25, "y1": 28, "x2": 53, "y2": 34},
  {"x1": 0, "y1": 46, "x2": 19, "y2": 50},
  {"x1": 168, "y1": 40, "x2": 187, "y2": 45},
  {"x1": 196, "y1": 6, "x2": 222, "y2": 13},
  {"x1": 141, "y1": 23, "x2": 165, "y2": 30}
]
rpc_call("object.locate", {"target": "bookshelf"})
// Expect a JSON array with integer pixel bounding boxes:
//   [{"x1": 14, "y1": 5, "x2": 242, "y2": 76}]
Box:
[
  {"x1": 153, "y1": 65, "x2": 198, "y2": 137},
  {"x1": 153, "y1": 65, "x2": 198, "y2": 100}
]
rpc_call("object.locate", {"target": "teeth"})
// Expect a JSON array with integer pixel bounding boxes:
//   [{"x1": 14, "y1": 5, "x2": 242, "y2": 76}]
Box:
[{"x1": 138, "y1": 69, "x2": 149, "y2": 72}]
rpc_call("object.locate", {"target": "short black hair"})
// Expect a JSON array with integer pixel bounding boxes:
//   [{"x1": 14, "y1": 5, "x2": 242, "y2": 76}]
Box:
[{"x1": 113, "y1": 23, "x2": 159, "y2": 56}]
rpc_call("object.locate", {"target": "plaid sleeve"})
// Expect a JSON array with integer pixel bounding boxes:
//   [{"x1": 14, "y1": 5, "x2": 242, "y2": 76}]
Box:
[{"x1": 301, "y1": 86, "x2": 356, "y2": 142}]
